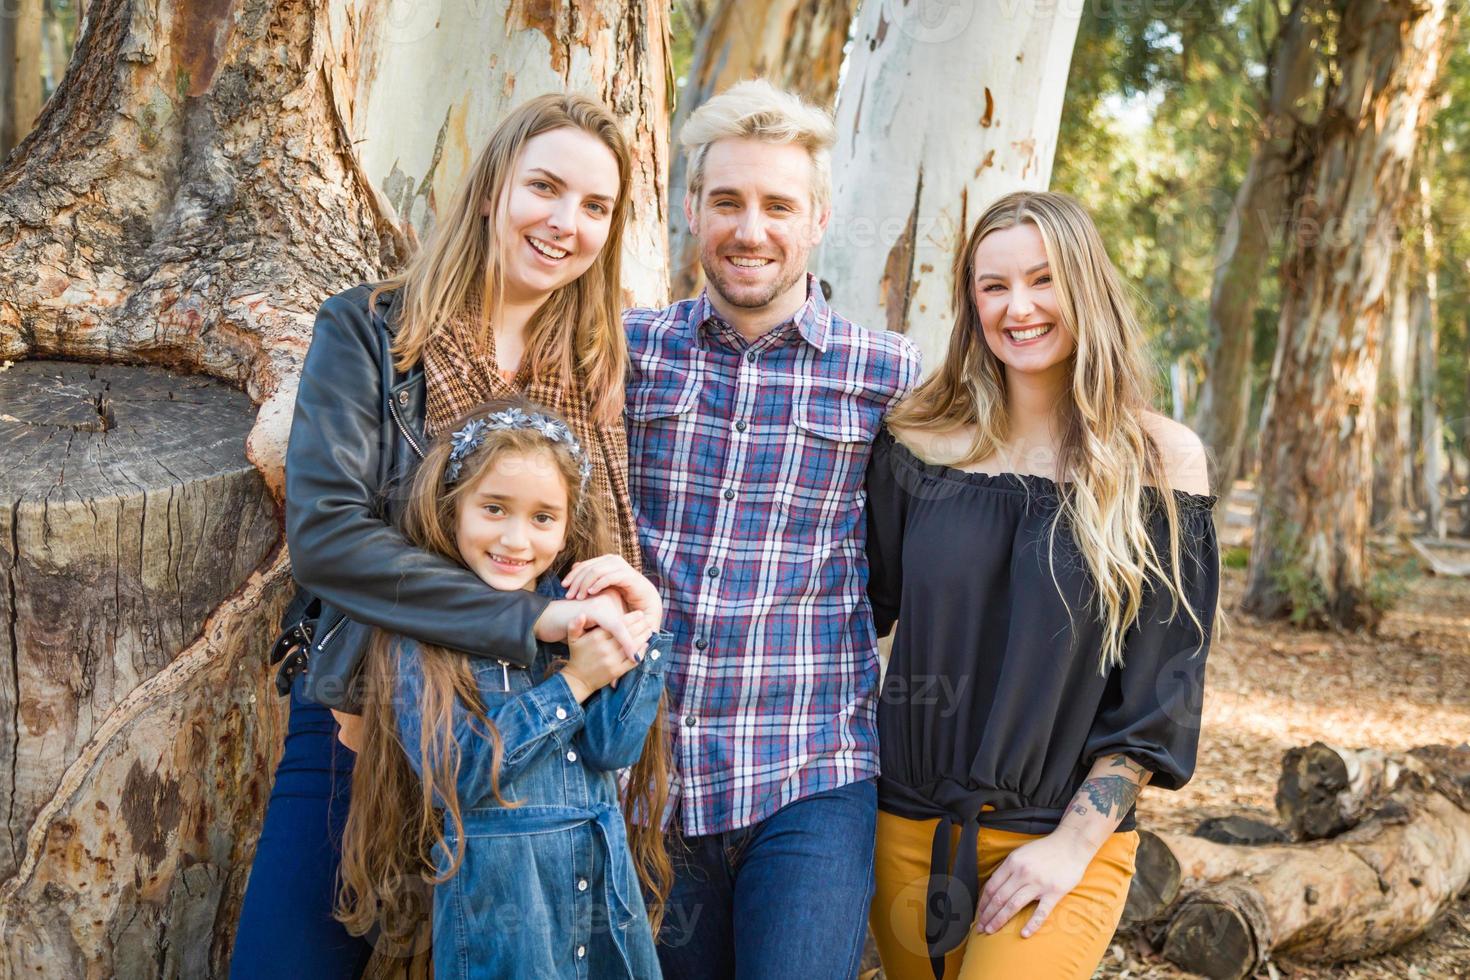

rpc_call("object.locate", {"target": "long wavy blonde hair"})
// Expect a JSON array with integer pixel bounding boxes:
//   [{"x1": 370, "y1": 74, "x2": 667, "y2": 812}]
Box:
[
  {"x1": 336, "y1": 400, "x2": 673, "y2": 940},
  {"x1": 371, "y1": 94, "x2": 633, "y2": 426},
  {"x1": 888, "y1": 191, "x2": 1205, "y2": 672}
]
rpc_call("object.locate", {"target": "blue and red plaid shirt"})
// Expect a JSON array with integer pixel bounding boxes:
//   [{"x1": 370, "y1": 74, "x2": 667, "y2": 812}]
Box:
[{"x1": 624, "y1": 275, "x2": 921, "y2": 835}]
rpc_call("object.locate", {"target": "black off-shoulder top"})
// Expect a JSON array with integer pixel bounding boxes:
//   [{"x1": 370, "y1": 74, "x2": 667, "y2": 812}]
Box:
[{"x1": 865, "y1": 427, "x2": 1219, "y2": 966}]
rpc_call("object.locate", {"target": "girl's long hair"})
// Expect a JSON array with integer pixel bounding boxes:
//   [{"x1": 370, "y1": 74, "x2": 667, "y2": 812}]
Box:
[
  {"x1": 371, "y1": 93, "x2": 633, "y2": 426},
  {"x1": 888, "y1": 191, "x2": 1204, "y2": 672},
  {"x1": 336, "y1": 399, "x2": 673, "y2": 940}
]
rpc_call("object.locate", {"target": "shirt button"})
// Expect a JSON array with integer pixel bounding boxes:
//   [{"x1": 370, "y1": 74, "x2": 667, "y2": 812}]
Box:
[
  {"x1": 694, "y1": 637, "x2": 707, "y2": 650},
  {"x1": 707, "y1": 566, "x2": 719, "y2": 578},
  {"x1": 684, "y1": 715, "x2": 697, "y2": 728},
  {"x1": 578, "y1": 878, "x2": 588, "y2": 892},
  {"x1": 650, "y1": 649, "x2": 661, "y2": 660},
  {"x1": 746, "y1": 351, "x2": 757, "y2": 363},
  {"x1": 555, "y1": 706, "x2": 567, "y2": 720},
  {"x1": 396, "y1": 390, "x2": 409, "y2": 406},
  {"x1": 577, "y1": 946, "x2": 586, "y2": 958},
  {"x1": 734, "y1": 420, "x2": 747, "y2": 432},
  {"x1": 566, "y1": 750, "x2": 578, "y2": 763},
  {"x1": 723, "y1": 489, "x2": 735, "y2": 501}
]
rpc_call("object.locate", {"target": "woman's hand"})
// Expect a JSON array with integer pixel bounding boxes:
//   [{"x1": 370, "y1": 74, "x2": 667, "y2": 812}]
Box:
[
  {"x1": 535, "y1": 590, "x2": 643, "y2": 657},
  {"x1": 562, "y1": 555, "x2": 663, "y2": 632},
  {"x1": 973, "y1": 826, "x2": 1097, "y2": 938},
  {"x1": 561, "y1": 610, "x2": 652, "y2": 703}
]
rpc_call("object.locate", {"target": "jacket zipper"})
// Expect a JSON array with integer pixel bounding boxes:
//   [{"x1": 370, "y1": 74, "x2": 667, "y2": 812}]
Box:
[
  {"x1": 315, "y1": 616, "x2": 347, "y2": 652},
  {"x1": 389, "y1": 395, "x2": 426, "y2": 458}
]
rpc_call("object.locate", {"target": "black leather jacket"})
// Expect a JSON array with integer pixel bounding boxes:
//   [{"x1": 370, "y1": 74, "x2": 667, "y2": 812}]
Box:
[{"x1": 279, "y1": 284, "x2": 550, "y2": 692}]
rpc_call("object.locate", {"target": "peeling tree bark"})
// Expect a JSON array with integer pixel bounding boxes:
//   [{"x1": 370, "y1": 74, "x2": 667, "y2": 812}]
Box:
[
  {"x1": 814, "y1": 0, "x2": 1081, "y2": 364},
  {"x1": 1193, "y1": 0, "x2": 1319, "y2": 521},
  {"x1": 0, "y1": 0, "x2": 671, "y2": 973},
  {"x1": 666, "y1": 0, "x2": 858, "y2": 299},
  {"x1": 1242, "y1": 0, "x2": 1454, "y2": 628}
]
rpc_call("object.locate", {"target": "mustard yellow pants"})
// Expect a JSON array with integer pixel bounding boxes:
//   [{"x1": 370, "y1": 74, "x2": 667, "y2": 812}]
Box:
[{"x1": 869, "y1": 810, "x2": 1138, "y2": 980}]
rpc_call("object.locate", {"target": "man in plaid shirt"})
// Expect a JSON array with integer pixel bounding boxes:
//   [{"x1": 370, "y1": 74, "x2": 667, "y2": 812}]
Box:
[{"x1": 624, "y1": 81, "x2": 920, "y2": 978}]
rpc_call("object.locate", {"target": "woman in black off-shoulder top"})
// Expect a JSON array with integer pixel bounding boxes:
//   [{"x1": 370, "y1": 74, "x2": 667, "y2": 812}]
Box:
[{"x1": 863, "y1": 192, "x2": 1219, "y2": 980}]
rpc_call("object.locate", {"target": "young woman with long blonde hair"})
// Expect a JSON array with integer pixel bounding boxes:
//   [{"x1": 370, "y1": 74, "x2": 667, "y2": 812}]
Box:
[
  {"x1": 864, "y1": 191, "x2": 1219, "y2": 979},
  {"x1": 233, "y1": 94, "x2": 663, "y2": 978}
]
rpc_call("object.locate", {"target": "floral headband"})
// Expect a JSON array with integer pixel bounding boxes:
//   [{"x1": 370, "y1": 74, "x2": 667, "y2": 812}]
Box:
[{"x1": 443, "y1": 406, "x2": 593, "y2": 489}]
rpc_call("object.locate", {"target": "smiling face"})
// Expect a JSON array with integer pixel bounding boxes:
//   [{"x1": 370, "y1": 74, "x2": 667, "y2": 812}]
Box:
[
  {"x1": 454, "y1": 449, "x2": 571, "y2": 592},
  {"x1": 491, "y1": 126, "x2": 622, "y2": 306},
  {"x1": 971, "y1": 222, "x2": 1076, "y2": 383},
  {"x1": 686, "y1": 137, "x2": 828, "y2": 315}
]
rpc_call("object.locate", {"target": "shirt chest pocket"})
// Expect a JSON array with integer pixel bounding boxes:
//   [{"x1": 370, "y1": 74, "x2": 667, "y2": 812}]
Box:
[{"x1": 782, "y1": 391, "x2": 879, "y2": 523}]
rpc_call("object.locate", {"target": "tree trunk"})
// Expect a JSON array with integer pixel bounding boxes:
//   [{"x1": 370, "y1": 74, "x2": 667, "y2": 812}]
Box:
[
  {"x1": 1241, "y1": 0, "x2": 1454, "y2": 628},
  {"x1": 0, "y1": 0, "x2": 45, "y2": 158},
  {"x1": 0, "y1": 0, "x2": 670, "y2": 974},
  {"x1": 1373, "y1": 243, "x2": 1417, "y2": 530},
  {"x1": 666, "y1": 0, "x2": 858, "y2": 300},
  {"x1": 1416, "y1": 165, "x2": 1446, "y2": 539},
  {"x1": 1194, "y1": 0, "x2": 1320, "y2": 521},
  {"x1": 814, "y1": 0, "x2": 1082, "y2": 363}
]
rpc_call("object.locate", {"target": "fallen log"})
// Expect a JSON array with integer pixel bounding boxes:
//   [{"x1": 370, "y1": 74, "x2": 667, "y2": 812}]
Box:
[
  {"x1": 1277, "y1": 743, "x2": 1470, "y2": 839},
  {"x1": 1149, "y1": 780, "x2": 1470, "y2": 978},
  {"x1": 1277, "y1": 742, "x2": 1402, "y2": 839}
]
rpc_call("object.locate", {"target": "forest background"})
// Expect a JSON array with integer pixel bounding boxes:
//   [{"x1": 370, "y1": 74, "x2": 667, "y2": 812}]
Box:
[{"x1": 0, "y1": 1, "x2": 1467, "y2": 978}]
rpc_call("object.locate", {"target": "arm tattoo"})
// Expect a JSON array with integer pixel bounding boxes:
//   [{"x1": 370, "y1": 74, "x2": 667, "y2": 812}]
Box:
[
  {"x1": 1108, "y1": 755, "x2": 1149, "y2": 779},
  {"x1": 1069, "y1": 776, "x2": 1142, "y2": 820}
]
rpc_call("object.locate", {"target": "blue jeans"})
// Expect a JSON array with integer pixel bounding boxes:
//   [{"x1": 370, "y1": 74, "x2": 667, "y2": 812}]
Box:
[
  {"x1": 657, "y1": 779, "x2": 877, "y2": 980},
  {"x1": 230, "y1": 676, "x2": 373, "y2": 979}
]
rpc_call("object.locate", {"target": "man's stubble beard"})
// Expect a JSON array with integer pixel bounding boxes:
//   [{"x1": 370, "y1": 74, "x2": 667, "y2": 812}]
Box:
[{"x1": 701, "y1": 258, "x2": 808, "y2": 311}]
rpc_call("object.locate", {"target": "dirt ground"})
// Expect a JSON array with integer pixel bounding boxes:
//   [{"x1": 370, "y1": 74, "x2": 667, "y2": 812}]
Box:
[{"x1": 1097, "y1": 563, "x2": 1470, "y2": 979}]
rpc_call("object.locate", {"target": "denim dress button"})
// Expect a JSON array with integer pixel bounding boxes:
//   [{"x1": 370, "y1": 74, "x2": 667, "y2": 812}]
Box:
[
  {"x1": 555, "y1": 706, "x2": 568, "y2": 720},
  {"x1": 566, "y1": 749, "x2": 578, "y2": 762},
  {"x1": 578, "y1": 878, "x2": 588, "y2": 892},
  {"x1": 577, "y1": 946, "x2": 586, "y2": 958}
]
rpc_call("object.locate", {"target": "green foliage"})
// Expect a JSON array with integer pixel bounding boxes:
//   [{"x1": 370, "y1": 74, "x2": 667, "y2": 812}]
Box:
[
  {"x1": 1222, "y1": 544, "x2": 1251, "y2": 570},
  {"x1": 1367, "y1": 556, "x2": 1421, "y2": 616},
  {"x1": 1264, "y1": 524, "x2": 1330, "y2": 626},
  {"x1": 1054, "y1": 0, "x2": 1278, "y2": 381}
]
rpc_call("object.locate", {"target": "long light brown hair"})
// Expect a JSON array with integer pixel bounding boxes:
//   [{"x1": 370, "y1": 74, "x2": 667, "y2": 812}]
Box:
[
  {"x1": 336, "y1": 399, "x2": 673, "y2": 940},
  {"x1": 888, "y1": 191, "x2": 1205, "y2": 672},
  {"x1": 372, "y1": 94, "x2": 633, "y2": 426}
]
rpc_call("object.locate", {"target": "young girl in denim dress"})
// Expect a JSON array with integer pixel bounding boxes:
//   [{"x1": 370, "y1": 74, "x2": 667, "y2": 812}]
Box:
[{"x1": 336, "y1": 399, "x2": 673, "y2": 979}]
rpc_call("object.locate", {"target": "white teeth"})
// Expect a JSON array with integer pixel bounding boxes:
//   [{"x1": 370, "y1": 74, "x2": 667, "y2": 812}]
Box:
[
  {"x1": 1008, "y1": 324, "x2": 1052, "y2": 342},
  {"x1": 729, "y1": 257, "x2": 770, "y2": 267},
  {"x1": 490, "y1": 554, "x2": 530, "y2": 566},
  {"x1": 528, "y1": 237, "x2": 569, "y2": 259}
]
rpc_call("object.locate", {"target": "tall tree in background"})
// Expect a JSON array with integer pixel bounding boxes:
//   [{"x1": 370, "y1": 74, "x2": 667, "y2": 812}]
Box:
[
  {"x1": 0, "y1": 0, "x2": 44, "y2": 157},
  {"x1": 0, "y1": 0, "x2": 669, "y2": 973},
  {"x1": 667, "y1": 0, "x2": 859, "y2": 299},
  {"x1": 1243, "y1": 0, "x2": 1455, "y2": 627},
  {"x1": 816, "y1": 0, "x2": 1082, "y2": 366},
  {"x1": 1193, "y1": 0, "x2": 1321, "y2": 513}
]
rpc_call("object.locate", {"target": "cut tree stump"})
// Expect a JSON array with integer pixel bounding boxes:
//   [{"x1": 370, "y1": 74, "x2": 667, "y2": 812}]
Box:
[
  {"x1": 1128, "y1": 745, "x2": 1470, "y2": 979},
  {"x1": 0, "y1": 360, "x2": 285, "y2": 977},
  {"x1": 1277, "y1": 742, "x2": 1402, "y2": 839}
]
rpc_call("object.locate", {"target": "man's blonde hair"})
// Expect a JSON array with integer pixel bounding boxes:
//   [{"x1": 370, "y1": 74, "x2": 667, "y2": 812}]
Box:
[{"x1": 679, "y1": 79, "x2": 836, "y2": 212}]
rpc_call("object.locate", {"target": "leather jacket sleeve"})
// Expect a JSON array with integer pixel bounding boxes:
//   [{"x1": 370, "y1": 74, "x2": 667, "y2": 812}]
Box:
[{"x1": 284, "y1": 287, "x2": 549, "y2": 667}]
